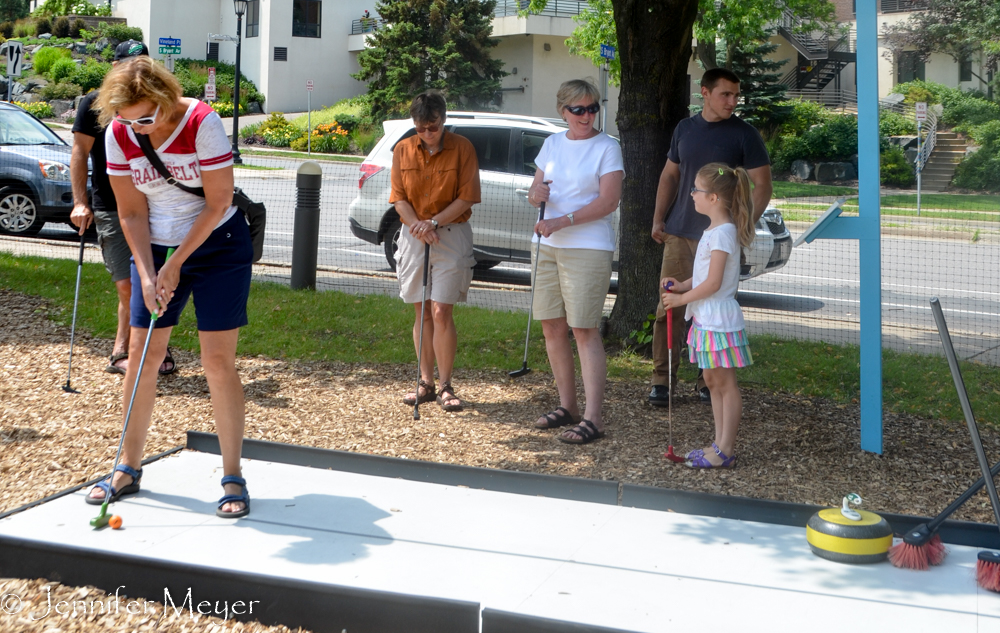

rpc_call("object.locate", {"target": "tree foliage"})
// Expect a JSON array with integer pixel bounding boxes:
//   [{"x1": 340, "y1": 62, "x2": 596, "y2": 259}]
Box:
[
  {"x1": 721, "y1": 38, "x2": 789, "y2": 131},
  {"x1": 0, "y1": 0, "x2": 27, "y2": 22},
  {"x1": 883, "y1": 0, "x2": 1000, "y2": 89},
  {"x1": 564, "y1": 0, "x2": 620, "y2": 86},
  {"x1": 353, "y1": 0, "x2": 507, "y2": 122}
]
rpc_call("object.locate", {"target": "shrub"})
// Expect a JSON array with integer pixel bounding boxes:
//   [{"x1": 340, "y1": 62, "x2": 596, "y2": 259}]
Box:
[
  {"x1": 332, "y1": 114, "x2": 360, "y2": 133},
  {"x1": 101, "y1": 44, "x2": 114, "y2": 61},
  {"x1": 13, "y1": 21, "x2": 34, "y2": 38},
  {"x1": 773, "y1": 114, "x2": 859, "y2": 171},
  {"x1": 209, "y1": 100, "x2": 246, "y2": 117},
  {"x1": 777, "y1": 99, "x2": 832, "y2": 137},
  {"x1": 258, "y1": 112, "x2": 302, "y2": 147},
  {"x1": 52, "y1": 15, "x2": 69, "y2": 37},
  {"x1": 35, "y1": 17, "x2": 51, "y2": 34},
  {"x1": 0, "y1": 22, "x2": 13, "y2": 38},
  {"x1": 49, "y1": 56, "x2": 77, "y2": 83},
  {"x1": 238, "y1": 121, "x2": 262, "y2": 140},
  {"x1": 101, "y1": 22, "x2": 143, "y2": 43},
  {"x1": 879, "y1": 110, "x2": 917, "y2": 137},
  {"x1": 71, "y1": 58, "x2": 110, "y2": 91},
  {"x1": 39, "y1": 81, "x2": 81, "y2": 100},
  {"x1": 351, "y1": 128, "x2": 381, "y2": 155},
  {"x1": 172, "y1": 58, "x2": 265, "y2": 108},
  {"x1": 70, "y1": 19, "x2": 85, "y2": 38},
  {"x1": 32, "y1": 46, "x2": 71, "y2": 75},
  {"x1": 291, "y1": 124, "x2": 351, "y2": 153},
  {"x1": 880, "y1": 146, "x2": 915, "y2": 187},
  {"x1": 19, "y1": 101, "x2": 54, "y2": 119},
  {"x1": 70, "y1": 0, "x2": 102, "y2": 15}
]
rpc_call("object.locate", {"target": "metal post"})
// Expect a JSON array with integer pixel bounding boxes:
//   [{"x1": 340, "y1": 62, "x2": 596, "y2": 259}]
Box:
[
  {"x1": 290, "y1": 161, "x2": 323, "y2": 290},
  {"x1": 307, "y1": 91, "x2": 311, "y2": 155},
  {"x1": 916, "y1": 119, "x2": 922, "y2": 217},
  {"x1": 600, "y1": 63, "x2": 608, "y2": 132},
  {"x1": 231, "y1": 12, "x2": 243, "y2": 164}
]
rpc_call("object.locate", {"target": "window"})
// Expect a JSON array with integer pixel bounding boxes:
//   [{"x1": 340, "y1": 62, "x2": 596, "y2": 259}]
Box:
[
  {"x1": 206, "y1": 42, "x2": 219, "y2": 62},
  {"x1": 453, "y1": 127, "x2": 511, "y2": 173},
  {"x1": 898, "y1": 51, "x2": 925, "y2": 83},
  {"x1": 246, "y1": 0, "x2": 260, "y2": 38},
  {"x1": 274, "y1": 47, "x2": 288, "y2": 62},
  {"x1": 960, "y1": 57, "x2": 973, "y2": 82},
  {"x1": 293, "y1": 0, "x2": 321, "y2": 38},
  {"x1": 519, "y1": 132, "x2": 550, "y2": 176}
]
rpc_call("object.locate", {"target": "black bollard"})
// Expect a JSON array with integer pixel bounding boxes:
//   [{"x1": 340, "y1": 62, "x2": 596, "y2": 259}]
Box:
[{"x1": 290, "y1": 161, "x2": 323, "y2": 290}]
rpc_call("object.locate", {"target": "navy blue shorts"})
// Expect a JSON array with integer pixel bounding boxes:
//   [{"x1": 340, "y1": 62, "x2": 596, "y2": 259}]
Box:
[{"x1": 130, "y1": 212, "x2": 253, "y2": 331}]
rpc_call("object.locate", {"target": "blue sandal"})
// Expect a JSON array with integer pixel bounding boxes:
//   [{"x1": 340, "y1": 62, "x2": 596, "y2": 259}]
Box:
[
  {"x1": 85, "y1": 464, "x2": 142, "y2": 505},
  {"x1": 216, "y1": 475, "x2": 250, "y2": 518},
  {"x1": 685, "y1": 443, "x2": 736, "y2": 469}
]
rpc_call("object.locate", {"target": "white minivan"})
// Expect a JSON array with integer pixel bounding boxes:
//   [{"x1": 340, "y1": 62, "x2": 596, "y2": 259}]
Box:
[{"x1": 347, "y1": 112, "x2": 792, "y2": 278}]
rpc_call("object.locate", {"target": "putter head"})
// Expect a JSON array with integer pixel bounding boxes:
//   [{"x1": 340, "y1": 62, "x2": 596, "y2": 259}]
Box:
[
  {"x1": 90, "y1": 503, "x2": 110, "y2": 528},
  {"x1": 509, "y1": 365, "x2": 531, "y2": 378},
  {"x1": 62, "y1": 383, "x2": 80, "y2": 394}
]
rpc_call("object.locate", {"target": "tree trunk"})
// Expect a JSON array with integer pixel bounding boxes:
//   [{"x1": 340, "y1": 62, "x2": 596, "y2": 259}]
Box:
[
  {"x1": 696, "y1": 38, "x2": 718, "y2": 71},
  {"x1": 607, "y1": 0, "x2": 700, "y2": 342}
]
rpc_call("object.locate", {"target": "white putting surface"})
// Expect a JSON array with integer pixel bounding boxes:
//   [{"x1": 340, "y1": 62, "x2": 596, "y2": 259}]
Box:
[{"x1": 0, "y1": 450, "x2": 996, "y2": 632}]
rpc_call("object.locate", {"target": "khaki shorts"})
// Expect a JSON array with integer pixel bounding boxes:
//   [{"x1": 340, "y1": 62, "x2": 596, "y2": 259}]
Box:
[
  {"x1": 532, "y1": 244, "x2": 612, "y2": 329},
  {"x1": 397, "y1": 222, "x2": 475, "y2": 305},
  {"x1": 94, "y1": 207, "x2": 133, "y2": 283}
]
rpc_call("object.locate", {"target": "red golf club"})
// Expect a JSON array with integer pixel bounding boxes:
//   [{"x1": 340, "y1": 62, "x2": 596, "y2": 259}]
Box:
[{"x1": 663, "y1": 281, "x2": 684, "y2": 463}]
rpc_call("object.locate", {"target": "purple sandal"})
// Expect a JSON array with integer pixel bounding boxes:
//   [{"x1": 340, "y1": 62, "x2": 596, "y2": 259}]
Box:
[{"x1": 685, "y1": 443, "x2": 736, "y2": 469}]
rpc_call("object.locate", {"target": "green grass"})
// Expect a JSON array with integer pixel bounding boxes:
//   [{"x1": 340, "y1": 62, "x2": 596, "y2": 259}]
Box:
[
  {"x1": 240, "y1": 149, "x2": 365, "y2": 163},
  {"x1": 3, "y1": 252, "x2": 999, "y2": 425},
  {"x1": 233, "y1": 164, "x2": 283, "y2": 171},
  {"x1": 879, "y1": 193, "x2": 1000, "y2": 213},
  {"x1": 772, "y1": 181, "x2": 857, "y2": 198}
]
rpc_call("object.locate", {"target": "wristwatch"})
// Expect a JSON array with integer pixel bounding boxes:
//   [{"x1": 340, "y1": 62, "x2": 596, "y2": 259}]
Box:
[
  {"x1": 430, "y1": 219, "x2": 439, "y2": 229},
  {"x1": 567, "y1": 213, "x2": 575, "y2": 226}
]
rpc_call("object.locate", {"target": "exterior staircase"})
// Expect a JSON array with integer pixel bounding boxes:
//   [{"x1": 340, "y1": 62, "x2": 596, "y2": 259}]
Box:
[{"x1": 921, "y1": 131, "x2": 966, "y2": 192}]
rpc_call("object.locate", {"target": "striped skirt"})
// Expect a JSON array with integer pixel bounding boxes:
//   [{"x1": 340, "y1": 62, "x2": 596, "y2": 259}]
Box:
[{"x1": 687, "y1": 321, "x2": 753, "y2": 369}]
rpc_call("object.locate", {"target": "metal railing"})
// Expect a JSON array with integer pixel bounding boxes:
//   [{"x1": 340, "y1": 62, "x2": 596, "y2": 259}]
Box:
[
  {"x1": 351, "y1": 17, "x2": 386, "y2": 34},
  {"x1": 784, "y1": 89, "x2": 858, "y2": 110},
  {"x1": 777, "y1": 10, "x2": 830, "y2": 59},
  {"x1": 880, "y1": 0, "x2": 929, "y2": 14},
  {"x1": 493, "y1": 0, "x2": 586, "y2": 18}
]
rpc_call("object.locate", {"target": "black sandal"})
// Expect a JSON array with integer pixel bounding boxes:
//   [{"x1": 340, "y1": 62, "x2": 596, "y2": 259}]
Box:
[
  {"x1": 105, "y1": 351, "x2": 128, "y2": 374},
  {"x1": 534, "y1": 406, "x2": 578, "y2": 429},
  {"x1": 436, "y1": 383, "x2": 463, "y2": 412},
  {"x1": 159, "y1": 347, "x2": 176, "y2": 376},
  {"x1": 558, "y1": 419, "x2": 605, "y2": 445},
  {"x1": 403, "y1": 379, "x2": 436, "y2": 406}
]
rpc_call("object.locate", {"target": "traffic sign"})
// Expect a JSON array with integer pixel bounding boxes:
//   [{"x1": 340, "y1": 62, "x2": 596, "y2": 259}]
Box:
[
  {"x1": 158, "y1": 37, "x2": 181, "y2": 46},
  {"x1": 7, "y1": 40, "x2": 22, "y2": 77},
  {"x1": 159, "y1": 46, "x2": 181, "y2": 55},
  {"x1": 915, "y1": 101, "x2": 927, "y2": 122},
  {"x1": 204, "y1": 83, "x2": 216, "y2": 101},
  {"x1": 207, "y1": 67, "x2": 216, "y2": 86},
  {"x1": 599, "y1": 43, "x2": 615, "y2": 61},
  {"x1": 306, "y1": 80, "x2": 314, "y2": 91}
]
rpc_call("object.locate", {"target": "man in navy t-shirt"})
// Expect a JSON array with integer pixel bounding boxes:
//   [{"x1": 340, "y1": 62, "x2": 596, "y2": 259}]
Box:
[{"x1": 648, "y1": 68, "x2": 773, "y2": 406}]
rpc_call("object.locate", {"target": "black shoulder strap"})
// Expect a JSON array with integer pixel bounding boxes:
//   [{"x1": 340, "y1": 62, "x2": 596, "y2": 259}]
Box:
[{"x1": 134, "y1": 132, "x2": 206, "y2": 198}]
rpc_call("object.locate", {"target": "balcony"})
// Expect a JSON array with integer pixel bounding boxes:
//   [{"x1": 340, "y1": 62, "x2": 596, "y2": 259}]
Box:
[
  {"x1": 351, "y1": 17, "x2": 386, "y2": 35},
  {"x1": 880, "y1": 0, "x2": 929, "y2": 14},
  {"x1": 493, "y1": 0, "x2": 586, "y2": 18}
]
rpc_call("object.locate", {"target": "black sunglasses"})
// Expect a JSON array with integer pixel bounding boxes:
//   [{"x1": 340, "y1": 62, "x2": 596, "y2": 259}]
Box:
[{"x1": 564, "y1": 103, "x2": 600, "y2": 116}]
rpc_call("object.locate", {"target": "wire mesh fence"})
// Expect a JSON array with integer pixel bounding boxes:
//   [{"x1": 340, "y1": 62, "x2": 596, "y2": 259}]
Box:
[{"x1": 2, "y1": 125, "x2": 998, "y2": 367}]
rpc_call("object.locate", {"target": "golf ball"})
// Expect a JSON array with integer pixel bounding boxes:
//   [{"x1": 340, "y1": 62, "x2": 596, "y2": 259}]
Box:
[{"x1": 109, "y1": 515, "x2": 122, "y2": 529}]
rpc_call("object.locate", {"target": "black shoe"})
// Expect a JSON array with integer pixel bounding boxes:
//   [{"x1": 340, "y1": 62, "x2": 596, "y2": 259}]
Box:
[
  {"x1": 698, "y1": 386, "x2": 711, "y2": 403},
  {"x1": 649, "y1": 384, "x2": 670, "y2": 406}
]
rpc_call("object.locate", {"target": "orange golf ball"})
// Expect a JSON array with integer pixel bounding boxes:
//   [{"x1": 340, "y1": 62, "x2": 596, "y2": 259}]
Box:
[{"x1": 109, "y1": 515, "x2": 122, "y2": 529}]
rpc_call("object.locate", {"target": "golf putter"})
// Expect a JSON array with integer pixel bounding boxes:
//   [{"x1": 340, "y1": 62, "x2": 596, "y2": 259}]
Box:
[
  {"x1": 510, "y1": 185, "x2": 550, "y2": 378},
  {"x1": 413, "y1": 241, "x2": 431, "y2": 420},
  {"x1": 63, "y1": 231, "x2": 87, "y2": 393},
  {"x1": 663, "y1": 282, "x2": 683, "y2": 462},
  {"x1": 91, "y1": 248, "x2": 174, "y2": 528}
]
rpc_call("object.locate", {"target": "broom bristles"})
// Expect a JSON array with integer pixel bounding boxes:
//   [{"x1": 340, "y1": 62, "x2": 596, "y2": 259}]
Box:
[
  {"x1": 888, "y1": 541, "x2": 930, "y2": 570},
  {"x1": 925, "y1": 535, "x2": 946, "y2": 566},
  {"x1": 978, "y1": 559, "x2": 1000, "y2": 592}
]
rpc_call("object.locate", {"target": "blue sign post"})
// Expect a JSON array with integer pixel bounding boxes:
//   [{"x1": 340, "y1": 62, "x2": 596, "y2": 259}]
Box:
[
  {"x1": 599, "y1": 44, "x2": 615, "y2": 60},
  {"x1": 158, "y1": 37, "x2": 181, "y2": 47}
]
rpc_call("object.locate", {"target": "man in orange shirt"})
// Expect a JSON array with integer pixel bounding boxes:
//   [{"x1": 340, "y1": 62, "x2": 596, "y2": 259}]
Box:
[{"x1": 390, "y1": 92, "x2": 481, "y2": 412}]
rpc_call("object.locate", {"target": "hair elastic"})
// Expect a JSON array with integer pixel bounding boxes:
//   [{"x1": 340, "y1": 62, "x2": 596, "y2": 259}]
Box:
[{"x1": 719, "y1": 168, "x2": 725, "y2": 175}]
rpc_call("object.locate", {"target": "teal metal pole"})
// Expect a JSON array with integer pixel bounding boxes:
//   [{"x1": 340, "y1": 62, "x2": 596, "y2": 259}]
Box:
[{"x1": 856, "y1": 0, "x2": 883, "y2": 453}]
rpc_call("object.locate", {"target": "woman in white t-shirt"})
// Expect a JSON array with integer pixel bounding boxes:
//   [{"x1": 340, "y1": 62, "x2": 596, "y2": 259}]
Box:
[
  {"x1": 527, "y1": 79, "x2": 624, "y2": 445},
  {"x1": 85, "y1": 57, "x2": 254, "y2": 518}
]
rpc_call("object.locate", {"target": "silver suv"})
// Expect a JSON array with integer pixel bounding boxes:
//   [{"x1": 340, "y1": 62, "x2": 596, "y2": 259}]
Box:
[{"x1": 347, "y1": 112, "x2": 791, "y2": 279}]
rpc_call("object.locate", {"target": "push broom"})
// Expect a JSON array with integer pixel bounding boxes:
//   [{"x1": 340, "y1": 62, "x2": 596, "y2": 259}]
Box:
[{"x1": 929, "y1": 297, "x2": 1000, "y2": 590}]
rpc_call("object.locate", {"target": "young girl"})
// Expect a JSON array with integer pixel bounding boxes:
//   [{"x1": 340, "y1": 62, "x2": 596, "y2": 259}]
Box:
[{"x1": 660, "y1": 163, "x2": 755, "y2": 469}]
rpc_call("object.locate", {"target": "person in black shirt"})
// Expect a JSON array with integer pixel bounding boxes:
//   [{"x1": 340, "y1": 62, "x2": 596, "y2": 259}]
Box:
[
  {"x1": 648, "y1": 68, "x2": 773, "y2": 406},
  {"x1": 69, "y1": 40, "x2": 175, "y2": 375}
]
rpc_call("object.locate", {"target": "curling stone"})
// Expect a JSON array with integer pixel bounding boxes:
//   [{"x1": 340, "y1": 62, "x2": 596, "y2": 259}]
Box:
[{"x1": 806, "y1": 494, "x2": 892, "y2": 564}]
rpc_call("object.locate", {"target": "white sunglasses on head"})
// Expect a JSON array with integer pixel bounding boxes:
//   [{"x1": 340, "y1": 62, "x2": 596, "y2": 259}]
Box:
[{"x1": 114, "y1": 105, "x2": 160, "y2": 127}]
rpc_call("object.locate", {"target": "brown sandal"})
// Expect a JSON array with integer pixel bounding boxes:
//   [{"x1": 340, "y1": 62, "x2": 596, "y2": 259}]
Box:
[
  {"x1": 436, "y1": 383, "x2": 463, "y2": 412},
  {"x1": 403, "y1": 379, "x2": 435, "y2": 406}
]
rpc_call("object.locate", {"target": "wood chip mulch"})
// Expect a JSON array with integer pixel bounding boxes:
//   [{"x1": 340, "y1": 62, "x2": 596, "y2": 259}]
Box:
[{"x1": 0, "y1": 288, "x2": 994, "y2": 632}]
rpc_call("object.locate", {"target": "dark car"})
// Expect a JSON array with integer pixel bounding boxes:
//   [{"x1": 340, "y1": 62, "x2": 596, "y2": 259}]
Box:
[{"x1": 0, "y1": 102, "x2": 78, "y2": 236}]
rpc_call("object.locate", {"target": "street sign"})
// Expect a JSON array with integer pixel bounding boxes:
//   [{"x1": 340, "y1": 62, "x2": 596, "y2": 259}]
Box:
[
  {"x1": 158, "y1": 37, "x2": 181, "y2": 47},
  {"x1": 599, "y1": 43, "x2": 615, "y2": 61},
  {"x1": 207, "y1": 67, "x2": 216, "y2": 86},
  {"x1": 159, "y1": 46, "x2": 181, "y2": 55},
  {"x1": 915, "y1": 101, "x2": 928, "y2": 122},
  {"x1": 204, "y1": 83, "x2": 216, "y2": 101},
  {"x1": 306, "y1": 80, "x2": 314, "y2": 91},
  {"x1": 7, "y1": 40, "x2": 22, "y2": 77}
]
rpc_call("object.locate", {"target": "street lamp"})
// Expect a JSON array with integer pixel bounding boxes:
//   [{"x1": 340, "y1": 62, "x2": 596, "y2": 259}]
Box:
[{"x1": 231, "y1": 0, "x2": 249, "y2": 164}]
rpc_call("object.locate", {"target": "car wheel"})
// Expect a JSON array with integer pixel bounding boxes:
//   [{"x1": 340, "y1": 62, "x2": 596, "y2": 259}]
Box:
[
  {"x1": 383, "y1": 220, "x2": 402, "y2": 272},
  {"x1": 0, "y1": 186, "x2": 42, "y2": 236}
]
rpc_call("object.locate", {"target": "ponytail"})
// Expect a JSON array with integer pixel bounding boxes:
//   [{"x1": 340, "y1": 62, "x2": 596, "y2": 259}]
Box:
[{"x1": 696, "y1": 163, "x2": 756, "y2": 248}]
